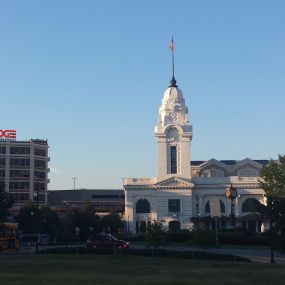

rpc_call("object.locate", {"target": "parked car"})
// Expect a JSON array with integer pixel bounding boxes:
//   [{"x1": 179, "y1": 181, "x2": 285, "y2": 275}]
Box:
[
  {"x1": 86, "y1": 234, "x2": 129, "y2": 249},
  {"x1": 20, "y1": 234, "x2": 49, "y2": 247}
]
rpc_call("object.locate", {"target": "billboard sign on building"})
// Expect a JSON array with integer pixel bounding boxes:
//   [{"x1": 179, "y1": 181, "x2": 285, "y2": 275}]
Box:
[{"x1": 0, "y1": 130, "x2": 16, "y2": 140}]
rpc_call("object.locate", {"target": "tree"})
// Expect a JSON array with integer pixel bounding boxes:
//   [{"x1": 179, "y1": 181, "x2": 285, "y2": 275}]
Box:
[
  {"x1": 101, "y1": 212, "x2": 123, "y2": 234},
  {"x1": 37, "y1": 206, "x2": 60, "y2": 241},
  {"x1": 16, "y1": 201, "x2": 60, "y2": 241},
  {"x1": 16, "y1": 201, "x2": 38, "y2": 234},
  {"x1": 259, "y1": 154, "x2": 285, "y2": 263},
  {"x1": 0, "y1": 180, "x2": 14, "y2": 222},
  {"x1": 146, "y1": 220, "x2": 167, "y2": 250},
  {"x1": 54, "y1": 214, "x2": 75, "y2": 242},
  {"x1": 55, "y1": 203, "x2": 101, "y2": 242},
  {"x1": 69, "y1": 205, "x2": 100, "y2": 241}
]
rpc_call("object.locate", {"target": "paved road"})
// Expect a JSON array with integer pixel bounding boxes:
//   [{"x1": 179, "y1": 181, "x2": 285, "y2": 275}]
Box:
[{"x1": 131, "y1": 242, "x2": 285, "y2": 263}]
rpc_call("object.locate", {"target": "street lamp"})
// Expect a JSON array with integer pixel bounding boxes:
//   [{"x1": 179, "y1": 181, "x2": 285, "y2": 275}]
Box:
[{"x1": 225, "y1": 184, "x2": 238, "y2": 228}]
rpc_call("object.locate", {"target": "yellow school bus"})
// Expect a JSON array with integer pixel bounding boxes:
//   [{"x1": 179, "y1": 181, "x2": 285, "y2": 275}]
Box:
[{"x1": 0, "y1": 223, "x2": 20, "y2": 252}]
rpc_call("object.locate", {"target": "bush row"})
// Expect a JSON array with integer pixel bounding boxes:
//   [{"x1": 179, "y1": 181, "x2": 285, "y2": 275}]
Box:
[{"x1": 126, "y1": 231, "x2": 270, "y2": 246}]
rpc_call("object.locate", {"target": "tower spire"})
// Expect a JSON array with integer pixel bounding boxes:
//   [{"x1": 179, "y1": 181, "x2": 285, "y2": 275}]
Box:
[{"x1": 169, "y1": 36, "x2": 177, "y2": 87}]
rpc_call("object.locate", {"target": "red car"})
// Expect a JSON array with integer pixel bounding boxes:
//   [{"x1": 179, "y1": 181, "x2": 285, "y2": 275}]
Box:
[{"x1": 87, "y1": 234, "x2": 129, "y2": 249}]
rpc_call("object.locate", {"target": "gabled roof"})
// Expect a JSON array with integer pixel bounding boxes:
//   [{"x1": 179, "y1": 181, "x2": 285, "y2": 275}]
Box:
[
  {"x1": 192, "y1": 159, "x2": 269, "y2": 167},
  {"x1": 198, "y1": 159, "x2": 228, "y2": 171},
  {"x1": 232, "y1": 158, "x2": 264, "y2": 171}
]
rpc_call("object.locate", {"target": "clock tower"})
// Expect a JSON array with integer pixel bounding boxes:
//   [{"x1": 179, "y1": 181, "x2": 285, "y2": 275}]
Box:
[{"x1": 154, "y1": 76, "x2": 193, "y2": 181}]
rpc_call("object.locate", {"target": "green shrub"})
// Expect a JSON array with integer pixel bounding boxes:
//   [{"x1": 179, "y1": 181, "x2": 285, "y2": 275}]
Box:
[{"x1": 188, "y1": 227, "x2": 216, "y2": 249}]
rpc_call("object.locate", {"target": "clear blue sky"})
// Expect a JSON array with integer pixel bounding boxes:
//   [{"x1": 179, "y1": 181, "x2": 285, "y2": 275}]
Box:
[{"x1": 0, "y1": 1, "x2": 284, "y2": 190}]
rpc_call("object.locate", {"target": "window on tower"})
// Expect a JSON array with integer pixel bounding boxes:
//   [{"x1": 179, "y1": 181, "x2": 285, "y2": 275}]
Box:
[{"x1": 170, "y1": 146, "x2": 177, "y2": 174}]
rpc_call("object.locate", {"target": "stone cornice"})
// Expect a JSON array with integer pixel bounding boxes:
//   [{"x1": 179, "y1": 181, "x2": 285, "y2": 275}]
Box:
[
  {"x1": 193, "y1": 184, "x2": 260, "y2": 190},
  {"x1": 124, "y1": 185, "x2": 193, "y2": 191}
]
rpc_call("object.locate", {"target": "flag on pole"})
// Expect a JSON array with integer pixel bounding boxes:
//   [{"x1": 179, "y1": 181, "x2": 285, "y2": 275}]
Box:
[{"x1": 169, "y1": 38, "x2": 174, "y2": 51}]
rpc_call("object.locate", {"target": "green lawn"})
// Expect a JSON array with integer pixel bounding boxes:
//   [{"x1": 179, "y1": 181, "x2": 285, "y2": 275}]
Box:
[{"x1": 0, "y1": 254, "x2": 284, "y2": 285}]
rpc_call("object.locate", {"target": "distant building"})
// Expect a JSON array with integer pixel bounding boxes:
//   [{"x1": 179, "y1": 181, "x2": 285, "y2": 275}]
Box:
[
  {"x1": 0, "y1": 138, "x2": 49, "y2": 208},
  {"x1": 123, "y1": 74, "x2": 268, "y2": 234},
  {"x1": 48, "y1": 189, "x2": 124, "y2": 215}
]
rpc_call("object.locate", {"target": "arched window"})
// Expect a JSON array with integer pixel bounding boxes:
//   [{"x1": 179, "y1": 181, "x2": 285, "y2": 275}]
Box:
[
  {"x1": 136, "y1": 199, "x2": 151, "y2": 214},
  {"x1": 242, "y1": 198, "x2": 260, "y2": 213},
  {"x1": 205, "y1": 200, "x2": 225, "y2": 214}
]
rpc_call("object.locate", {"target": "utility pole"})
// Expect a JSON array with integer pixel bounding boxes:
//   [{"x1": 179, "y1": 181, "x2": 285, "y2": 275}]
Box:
[
  {"x1": 72, "y1": 177, "x2": 76, "y2": 190},
  {"x1": 35, "y1": 179, "x2": 39, "y2": 253}
]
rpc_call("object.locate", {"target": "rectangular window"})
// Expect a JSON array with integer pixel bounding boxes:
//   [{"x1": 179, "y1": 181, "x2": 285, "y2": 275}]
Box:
[
  {"x1": 168, "y1": 199, "x2": 181, "y2": 213},
  {"x1": 10, "y1": 169, "x2": 30, "y2": 178},
  {"x1": 170, "y1": 146, "x2": 177, "y2": 174},
  {"x1": 39, "y1": 194, "x2": 45, "y2": 202},
  {"x1": 34, "y1": 148, "x2": 46, "y2": 157},
  {"x1": 10, "y1": 147, "x2": 30, "y2": 155},
  {"x1": 34, "y1": 171, "x2": 45, "y2": 180},
  {"x1": 0, "y1": 158, "x2": 5, "y2": 166},
  {"x1": 9, "y1": 182, "x2": 30, "y2": 190},
  {"x1": 21, "y1": 193, "x2": 30, "y2": 201},
  {"x1": 0, "y1": 169, "x2": 5, "y2": 177},
  {"x1": 34, "y1": 183, "x2": 45, "y2": 191},
  {"x1": 34, "y1": 159, "x2": 46, "y2": 168},
  {"x1": 10, "y1": 158, "x2": 30, "y2": 167},
  {"x1": 0, "y1": 146, "x2": 6, "y2": 154},
  {"x1": 11, "y1": 193, "x2": 30, "y2": 203}
]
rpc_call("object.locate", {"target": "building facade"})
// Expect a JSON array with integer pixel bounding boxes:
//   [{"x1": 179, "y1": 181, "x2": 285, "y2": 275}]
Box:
[
  {"x1": 123, "y1": 76, "x2": 267, "y2": 234},
  {"x1": 48, "y1": 189, "x2": 124, "y2": 215},
  {"x1": 0, "y1": 139, "x2": 49, "y2": 208}
]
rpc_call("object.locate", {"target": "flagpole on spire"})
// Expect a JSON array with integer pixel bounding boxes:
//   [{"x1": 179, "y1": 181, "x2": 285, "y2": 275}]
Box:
[
  {"x1": 169, "y1": 36, "x2": 177, "y2": 87},
  {"x1": 171, "y1": 36, "x2": 175, "y2": 78}
]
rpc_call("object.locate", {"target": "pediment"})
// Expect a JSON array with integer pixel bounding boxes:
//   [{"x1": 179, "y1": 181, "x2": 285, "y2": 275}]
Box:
[
  {"x1": 233, "y1": 158, "x2": 262, "y2": 171},
  {"x1": 200, "y1": 159, "x2": 227, "y2": 171},
  {"x1": 155, "y1": 177, "x2": 194, "y2": 188}
]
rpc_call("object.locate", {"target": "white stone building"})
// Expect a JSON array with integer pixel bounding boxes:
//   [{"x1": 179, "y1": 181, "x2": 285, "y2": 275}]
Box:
[{"x1": 123, "y1": 75, "x2": 267, "y2": 234}]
